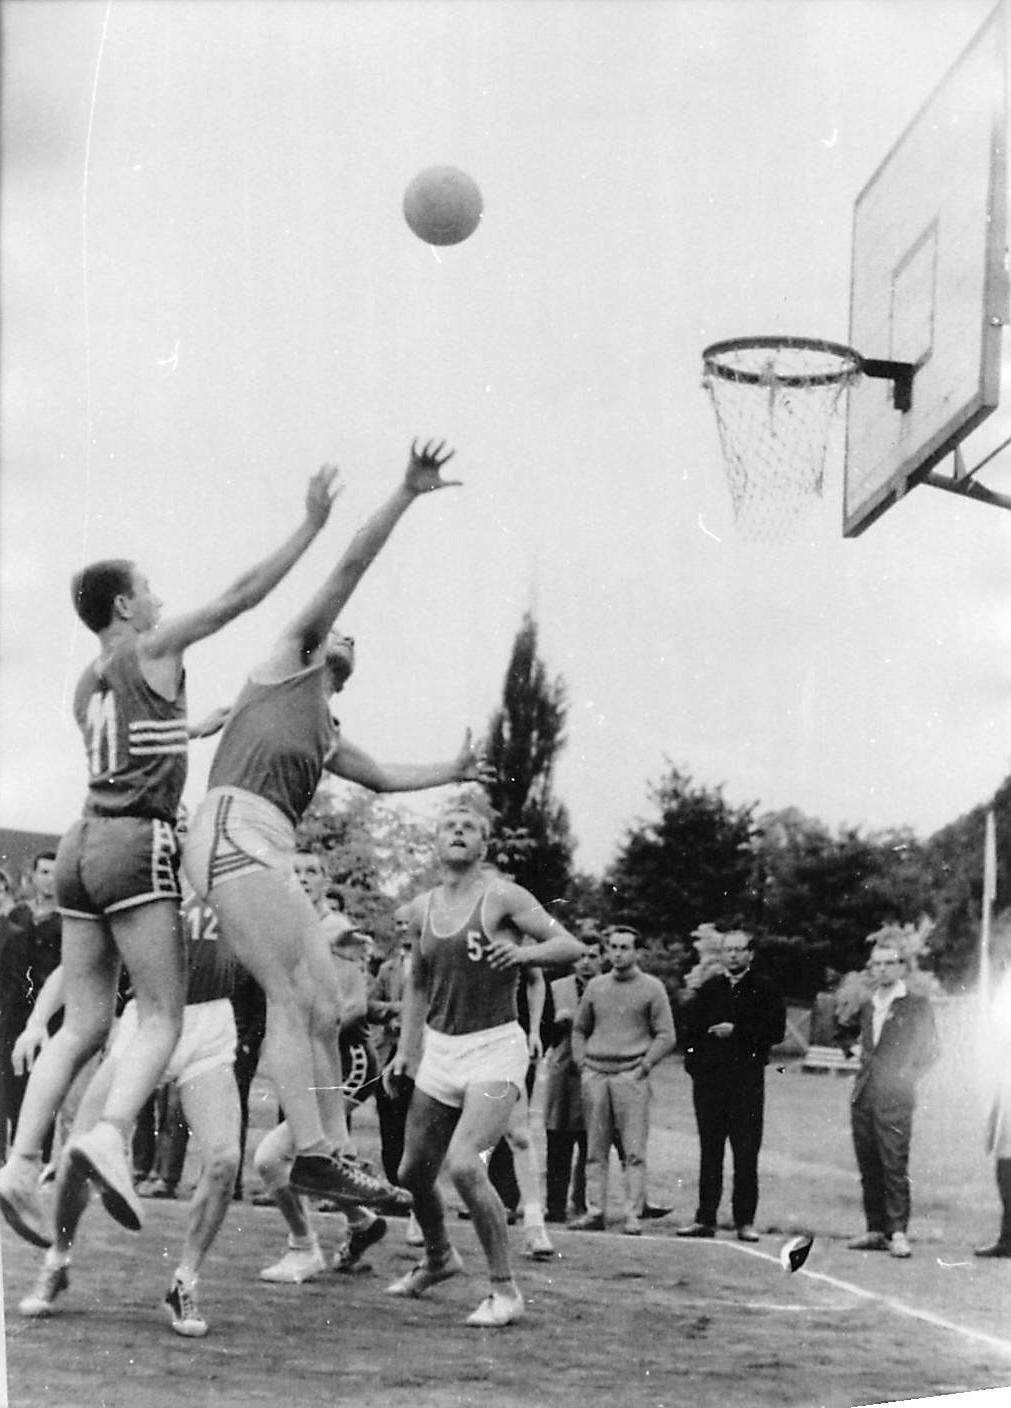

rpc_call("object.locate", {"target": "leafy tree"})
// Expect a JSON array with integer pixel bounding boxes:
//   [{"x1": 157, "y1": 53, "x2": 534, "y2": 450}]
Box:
[
  {"x1": 751, "y1": 810, "x2": 933, "y2": 991},
  {"x1": 484, "y1": 612, "x2": 574, "y2": 903},
  {"x1": 297, "y1": 782, "x2": 437, "y2": 946},
  {"x1": 604, "y1": 763, "x2": 756, "y2": 953}
]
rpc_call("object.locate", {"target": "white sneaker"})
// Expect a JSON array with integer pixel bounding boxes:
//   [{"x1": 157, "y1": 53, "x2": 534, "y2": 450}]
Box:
[
  {"x1": 523, "y1": 1224, "x2": 555, "y2": 1260},
  {"x1": 67, "y1": 1122, "x2": 143, "y2": 1232},
  {"x1": 465, "y1": 1286, "x2": 525, "y2": 1327},
  {"x1": 386, "y1": 1246, "x2": 464, "y2": 1297},
  {"x1": 889, "y1": 1231, "x2": 912, "y2": 1259},
  {"x1": 405, "y1": 1211, "x2": 425, "y2": 1246},
  {"x1": 258, "y1": 1242, "x2": 327, "y2": 1283}
]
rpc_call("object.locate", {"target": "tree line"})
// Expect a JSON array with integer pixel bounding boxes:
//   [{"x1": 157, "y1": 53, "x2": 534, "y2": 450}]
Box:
[{"x1": 301, "y1": 612, "x2": 1004, "y2": 1002}]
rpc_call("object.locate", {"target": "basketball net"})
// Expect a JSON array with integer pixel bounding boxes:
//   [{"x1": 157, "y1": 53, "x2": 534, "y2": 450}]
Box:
[{"x1": 702, "y1": 338, "x2": 861, "y2": 540}]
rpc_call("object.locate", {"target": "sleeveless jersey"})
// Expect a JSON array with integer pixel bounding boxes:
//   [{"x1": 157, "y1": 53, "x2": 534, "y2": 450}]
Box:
[
  {"x1": 419, "y1": 888, "x2": 521, "y2": 1036},
  {"x1": 207, "y1": 663, "x2": 337, "y2": 827},
  {"x1": 180, "y1": 892, "x2": 236, "y2": 1005},
  {"x1": 73, "y1": 638, "x2": 188, "y2": 823}
]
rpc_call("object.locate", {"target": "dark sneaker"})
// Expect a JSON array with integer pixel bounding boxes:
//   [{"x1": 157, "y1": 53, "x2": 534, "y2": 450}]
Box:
[
  {"x1": 165, "y1": 1277, "x2": 208, "y2": 1337},
  {"x1": 335, "y1": 1216, "x2": 388, "y2": 1273},
  {"x1": 567, "y1": 1211, "x2": 605, "y2": 1232},
  {"x1": 19, "y1": 1261, "x2": 69, "y2": 1317},
  {"x1": 974, "y1": 1240, "x2": 1011, "y2": 1258},
  {"x1": 290, "y1": 1153, "x2": 412, "y2": 1213},
  {"x1": 641, "y1": 1204, "x2": 672, "y2": 1220}
]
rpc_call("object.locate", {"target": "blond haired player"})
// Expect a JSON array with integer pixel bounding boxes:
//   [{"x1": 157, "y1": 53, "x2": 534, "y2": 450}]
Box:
[{"x1": 386, "y1": 801, "x2": 584, "y2": 1327}]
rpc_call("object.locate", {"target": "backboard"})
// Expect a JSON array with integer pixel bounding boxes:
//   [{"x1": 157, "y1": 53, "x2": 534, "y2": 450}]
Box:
[{"x1": 843, "y1": 1, "x2": 1008, "y2": 537}]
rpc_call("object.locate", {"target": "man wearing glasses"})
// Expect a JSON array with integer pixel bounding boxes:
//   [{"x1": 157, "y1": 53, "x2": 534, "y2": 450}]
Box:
[{"x1": 846, "y1": 940, "x2": 939, "y2": 1259}]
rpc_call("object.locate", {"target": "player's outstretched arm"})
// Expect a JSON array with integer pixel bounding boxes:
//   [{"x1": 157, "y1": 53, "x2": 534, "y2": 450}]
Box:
[
  {"x1": 265, "y1": 440, "x2": 460, "y2": 675},
  {"x1": 143, "y1": 464, "x2": 341, "y2": 661},
  {"x1": 326, "y1": 728, "x2": 490, "y2": 793}
]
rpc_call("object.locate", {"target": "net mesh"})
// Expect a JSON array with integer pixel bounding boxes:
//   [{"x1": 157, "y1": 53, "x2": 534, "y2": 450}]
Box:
[{"x1": 702, "y1": 339, "x2": 860, "y2": 540}]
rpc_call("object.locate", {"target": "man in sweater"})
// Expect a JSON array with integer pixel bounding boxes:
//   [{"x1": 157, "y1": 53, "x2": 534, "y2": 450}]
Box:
[
  {"x1": 676, "y1": 929, "x2": 785, "y2": 1242},
  {"x1": 569, "y1": 926, "x2": 675, "y2": 1235}
]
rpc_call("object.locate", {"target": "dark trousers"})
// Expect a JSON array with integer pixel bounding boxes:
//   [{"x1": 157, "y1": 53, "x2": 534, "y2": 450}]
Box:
[
  {"x1": 691, "y1": 1067, "x2": 765, "y2": 1228},
  {"x1": 153, "y1": 1085, "x2": 189, "y2": 1188},
  {"x1": 376, "y1": 1075, "x2": 414, "y2": 1186},
  {"x1": 851, "y1": 1091, "x2": 914, "y2": 1235},
  {"x1": 545, "y1": 1130, "x2": 588, "y2": 1217},
  {"x1": 232, "y1": 1029, "x2": 266, "y2": 1197}
]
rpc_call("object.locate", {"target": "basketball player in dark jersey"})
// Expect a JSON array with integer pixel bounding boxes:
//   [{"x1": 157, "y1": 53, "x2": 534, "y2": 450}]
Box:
[
  {"x1": 385, "y1": 800, "x2": 585, "y2": 1327},
  {"x1": 0, "y1": 467, "x2": 340, "y2": 1249},
  {"x1": 13, "y1": 887, "x2": 243, "y2": 1337},
  {"x1": 185, "y1": 440, "x2": 488, "y2": 1210}
]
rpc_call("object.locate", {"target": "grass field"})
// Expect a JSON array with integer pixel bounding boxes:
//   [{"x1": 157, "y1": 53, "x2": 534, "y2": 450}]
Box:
[{"x1": 4, "y1": 997, "x2": 1011, "y2": 1408}]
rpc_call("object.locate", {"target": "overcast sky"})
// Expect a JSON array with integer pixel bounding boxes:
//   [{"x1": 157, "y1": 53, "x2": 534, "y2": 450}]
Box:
[{"x1": 3, "y1": 0, "x2": 1010, "y2": 878}]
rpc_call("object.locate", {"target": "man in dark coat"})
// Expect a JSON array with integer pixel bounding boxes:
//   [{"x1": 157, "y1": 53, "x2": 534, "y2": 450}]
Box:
[
  {"x1": 844, "y1": 938, "x2": 938, "y2": 1259},
  {"x1": 677, "y1": 929, "x2": 785, "y2": 1242}
]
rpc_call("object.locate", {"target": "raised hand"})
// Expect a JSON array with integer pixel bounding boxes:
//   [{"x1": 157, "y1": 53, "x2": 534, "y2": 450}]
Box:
[
  {"x1": 454, "y1": 728, "x2": 495, "y2": 786},
  {"x1": 405, "y1": 439, "x2": 462, "y2": 495},
  {"x1": 306, "y1": 463, "x2": 343, "y2": 528}
]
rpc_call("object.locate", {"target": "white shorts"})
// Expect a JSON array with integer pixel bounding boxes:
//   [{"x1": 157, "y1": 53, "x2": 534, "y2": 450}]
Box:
[
  {"x1": 184, "y1": 787, "x2": 298, "y2": 897},
  {"x1": 415, "y1": 1021, "x2": 528, "y2": 1110},
  {"x1": 111, "y1": 998, "x2": 236, "y2": 1086}
]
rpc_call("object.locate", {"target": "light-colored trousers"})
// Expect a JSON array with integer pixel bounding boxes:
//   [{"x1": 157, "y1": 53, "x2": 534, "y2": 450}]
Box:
[{"x1": 581, "y1": 1066, "x2": 651, "y2": 1219}]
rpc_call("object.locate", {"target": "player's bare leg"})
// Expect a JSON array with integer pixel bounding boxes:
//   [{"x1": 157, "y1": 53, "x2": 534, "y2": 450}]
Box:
[
  {"x1": 447, "y1": 1080, "x2": 525, "y2": 1326},
  {"x1": 166, "y1": 1065, "x2": 241, "y2": 1336},
  {"x1": 209, "y1": 870, "x2": 333, "y2": 1152},
  {"x1": 67, "y1": 901, "x2": 186, "y2": 1232},
  {"x1": 18, "y1": 1040, "x2": 114, "y2": 1316}
]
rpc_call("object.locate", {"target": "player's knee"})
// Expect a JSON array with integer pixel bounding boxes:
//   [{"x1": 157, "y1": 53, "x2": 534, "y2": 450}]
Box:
[
  {"x1": 204, "y1": 1143, "x2": 240, "y2": 1191},
  {"x1": 253, "y1": 1124, "x2": 295, "y2": 1193},
  {"x1": 445, "y1": 1148, "x2": 485, "y2": 1193}
]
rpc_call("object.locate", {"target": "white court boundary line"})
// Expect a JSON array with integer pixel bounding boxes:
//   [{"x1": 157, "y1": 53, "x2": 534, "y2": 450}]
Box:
[{"x1": 616, "y1": 1229, "x2": 1011, "y2": 1361}]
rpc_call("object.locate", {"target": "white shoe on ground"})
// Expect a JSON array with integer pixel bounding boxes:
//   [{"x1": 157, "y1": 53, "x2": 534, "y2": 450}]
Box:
[
  {"x1": 259, "y1": 1241, "x2": 327, "y2": 1283},
  {"x1": 465, "y1": 1285, "x2": 525, "y2": 1327}
]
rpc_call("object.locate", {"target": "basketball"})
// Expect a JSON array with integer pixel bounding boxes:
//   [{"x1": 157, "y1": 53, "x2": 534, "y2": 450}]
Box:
[{"x1": 403, "y1": 166, "x2": 483, "y2": 246}]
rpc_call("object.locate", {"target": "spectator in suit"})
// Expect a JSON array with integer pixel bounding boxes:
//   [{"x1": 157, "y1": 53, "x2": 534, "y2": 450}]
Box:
[
  {"x1": 677, "y1": 929, "x2": 785, "y2": 1242},
  {"x1": 844, "y1": 939, "x2": 939, "y2": 1259},
  {"x1": 371, "y1": 907, "x2": 415, "y2": 1189},
  {"x1": 0, "y1": 868, "x2": 26, "y2": 1160},
  {"x1": 4, "y1": 853, "x2": 62, "y2": 1162},
  {"x1": 543, "y1": 931, "x2": 604, "y2": 1222}
]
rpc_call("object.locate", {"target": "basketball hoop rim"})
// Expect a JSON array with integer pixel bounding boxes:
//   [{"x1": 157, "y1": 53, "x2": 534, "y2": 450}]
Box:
[{"x1": 702, "y1": 336, "x2": 862, "y2": 388}]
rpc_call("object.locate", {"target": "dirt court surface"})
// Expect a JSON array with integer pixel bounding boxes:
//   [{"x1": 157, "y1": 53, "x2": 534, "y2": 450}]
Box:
[{"x1": 5, "y1": 1001, "x2": 1011, "y2": 1408}]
